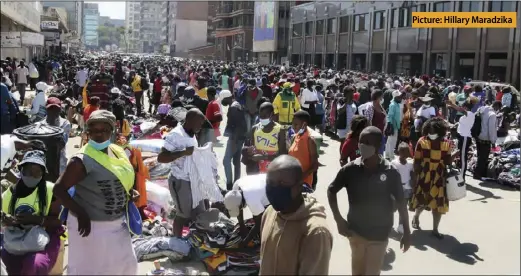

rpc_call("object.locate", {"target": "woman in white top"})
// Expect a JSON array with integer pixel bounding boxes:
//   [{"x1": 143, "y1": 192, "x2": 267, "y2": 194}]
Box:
[
  {"x1": 27, "y1": 82, "x2": 49, "y2": 123},
  {"x1": 448, "y1": 100, "x2": 475, "y2": 180}
]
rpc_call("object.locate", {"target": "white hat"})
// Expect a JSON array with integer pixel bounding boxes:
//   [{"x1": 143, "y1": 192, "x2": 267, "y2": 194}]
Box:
[
  {"x1": 35, "y1": 82, "x2": 50, "y2": 92},
  {"x1": 219, "y1": 90, "x2": 232, "y2": 101},
  {"x1": 393, "y1": 80, "x2": 401, "y2": 87},
  {"x1": 223, "y1": 190, "x2": 243, "y2": 217},
  {"x1": 392, "y1": 90, "x2": 402, "y2": 98}
]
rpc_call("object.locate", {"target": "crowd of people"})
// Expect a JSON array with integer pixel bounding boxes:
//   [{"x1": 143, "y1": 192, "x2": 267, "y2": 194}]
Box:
[{"x1": 0, "y1": 52, "x2": 519, "y2": 275}]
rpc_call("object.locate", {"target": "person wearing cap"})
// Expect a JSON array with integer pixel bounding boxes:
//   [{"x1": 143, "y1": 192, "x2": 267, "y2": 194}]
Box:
[
  {"x1": 223, "y1": 174, "x2": 270, "y2": 247},
  {"x1": 53, "y1": 110, "x2": 139, "y2": 275},
  {"x1": 272, "y1": 82, "x2": 301, "y2": 126},
  {"x1": 1, "y1": 150, "x2": 64, "y2": 275},
  {"x1": 41, "y1": 97, "x2": 71, "y2": 174},
  {"x1": 385, "y1": 90, "x2": 404, "y2": 159},
  {"x1": 26, "y1": 81, "x2": 49, "y2": 124}
]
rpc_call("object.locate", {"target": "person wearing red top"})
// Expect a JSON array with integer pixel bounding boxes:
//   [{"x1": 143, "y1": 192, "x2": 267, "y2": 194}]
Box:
[
  {"x1": 495, "y1": 87, "x2": 504, "y2": 102},
  {"x1": 340, "y1": 115, "x2": 369, "y2": 166},
  {"x1": 83, "y1": 96, "x2": 100, "y2": 122},
  {"x1": 205, "y1": 86, "x2": 222, "y2": 139},
  {"x1": 292, "y1": 78, "x2": 301, "y2": 96},
  {"x1": 150, "y1": 74, "x2": 162, "y2": 114}
]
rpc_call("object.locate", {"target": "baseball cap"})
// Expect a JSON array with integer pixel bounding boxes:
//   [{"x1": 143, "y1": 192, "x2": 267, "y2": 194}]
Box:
[
  {"x1": 219, "y1": 90, "x2": 232, "y2": 101},
  {"x1": 223, "y1": 190, "x2": 243, "y2": 217},
  {"x1": 46, "y1": 97, "x2": 62, "y2": 109}
]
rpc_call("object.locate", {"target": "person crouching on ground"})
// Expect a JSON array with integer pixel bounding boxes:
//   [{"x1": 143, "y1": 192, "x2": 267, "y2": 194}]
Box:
[
  {"x1": 260, "y1": 155, "x2": 332, "y2": 275},
  {"x1": 158, "y1": 108, "x2": 206, "y2": 237},
  {"x1": 224, "y1": 174, "x2": 270, "y2": 247}
]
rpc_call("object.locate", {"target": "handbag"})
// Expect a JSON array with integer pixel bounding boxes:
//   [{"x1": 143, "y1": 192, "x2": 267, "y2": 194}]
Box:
[
  {"x1": 3, "y1": 225, "x2": 50, "y2": 255},
  {"x1": 384, "y1": 122, "x2": 394, "y2": 137},
  {"x1": 446, "y1": 166, "x2": 466, "y2": 201}
]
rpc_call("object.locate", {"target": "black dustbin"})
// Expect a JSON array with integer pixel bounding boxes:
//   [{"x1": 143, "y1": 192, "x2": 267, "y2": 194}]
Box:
[{"x1": 13, "y1": 123, "x2": 64, "y2": 183}]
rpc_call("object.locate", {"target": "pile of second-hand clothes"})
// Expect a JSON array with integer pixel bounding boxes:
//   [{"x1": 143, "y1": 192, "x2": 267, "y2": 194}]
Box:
[
  {"x1": 187, "y1": 209, "x2": 260, "y2": 275},
  {"x1": 476, "y1": 148, "x2": 521, "y2": 189}
]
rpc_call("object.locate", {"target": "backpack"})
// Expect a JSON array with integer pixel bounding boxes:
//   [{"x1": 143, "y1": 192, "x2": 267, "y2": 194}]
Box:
[
  {"x1": 470, "y1": 109, "x2": 482, "y2": 138},
  {"x1": 140, "y1": 77, "x2": 150, "y2": 91}
]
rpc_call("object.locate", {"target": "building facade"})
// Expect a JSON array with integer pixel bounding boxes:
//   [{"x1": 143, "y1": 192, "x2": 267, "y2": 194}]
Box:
[
  {"x1": 125, "y1": 1, "x2": 141, "y2": 52},
  {"x1": 214, "y1": 1, "x2": 255, "y2": 61},
  {"x1": 99, "y1": 16, "x2": 125, "y2": 28},
  {"x1": 42, "y1": 1, "x2": 83, "y2": 46},
  {"x1": 289, "y1": 1, "x2": 520, "y2": 87},
  {"x1": 140, "y1": 1, "x2": 163, "y2": 53},
  {"x1": 83, "y1": 3, "x2": 99, "y2": 48},
  {"x1": 1, "y1": 1, "x2": 45, "y2": 60}
]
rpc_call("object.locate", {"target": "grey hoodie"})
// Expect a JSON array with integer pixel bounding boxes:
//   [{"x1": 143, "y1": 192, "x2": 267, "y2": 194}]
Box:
[{"x1": 477, "y1": 105, "x2": 497, "y2": 143}]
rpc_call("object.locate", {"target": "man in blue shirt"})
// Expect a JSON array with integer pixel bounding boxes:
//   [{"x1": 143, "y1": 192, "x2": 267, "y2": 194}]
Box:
[
  {"x1": 471, "y1": 84, "x2": 486, "y2": 113},
  {"x1": 0, "y1": 80, "x2": 17, "y2": 134}
]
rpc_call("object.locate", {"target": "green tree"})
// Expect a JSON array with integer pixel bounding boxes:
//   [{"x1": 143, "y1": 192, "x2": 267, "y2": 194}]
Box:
[{"x1": 97, "y1": 25, "x2": 123, "y2": 49}]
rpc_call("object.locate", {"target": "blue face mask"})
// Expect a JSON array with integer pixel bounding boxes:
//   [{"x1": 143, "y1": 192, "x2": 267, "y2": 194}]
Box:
[
  {"x1": 88, "y1": 139, "x2": 111, "y2": 151},
  {"x1": 266, "y1": 184, "x2": 293, "y2": 212}
]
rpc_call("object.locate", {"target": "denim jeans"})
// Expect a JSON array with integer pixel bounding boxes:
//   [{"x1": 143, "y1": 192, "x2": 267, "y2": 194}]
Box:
[{"x1": 223, "y1": 138, "x2": 245, "y2": 190}]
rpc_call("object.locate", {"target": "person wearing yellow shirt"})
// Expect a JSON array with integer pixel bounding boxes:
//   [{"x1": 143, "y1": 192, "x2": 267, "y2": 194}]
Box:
[
  {"x1": 273, "y1": 82, "x2": 301, "y2": 126},
  {"x1": 195, "y1": 76, "x2": 208, "y2": 100}
]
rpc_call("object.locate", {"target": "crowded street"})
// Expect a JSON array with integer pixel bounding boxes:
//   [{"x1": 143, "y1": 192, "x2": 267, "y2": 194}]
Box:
[{"x1": 1, "y1": 2, "x2": 521, "y2": 270}]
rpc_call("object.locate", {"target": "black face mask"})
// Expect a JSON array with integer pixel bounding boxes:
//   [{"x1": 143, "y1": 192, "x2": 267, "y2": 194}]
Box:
[
  {"x1": 395, "y1": 98, "x2": 402, "y2": 103},
  {"x1": 266, "y1": 183, "x2": 294, "y2": 212}
]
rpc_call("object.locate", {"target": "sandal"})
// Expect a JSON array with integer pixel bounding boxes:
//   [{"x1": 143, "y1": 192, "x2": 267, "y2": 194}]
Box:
[
  {"x1": 412, "y1": 217, "x2": 421, "y2": 230},
  {"x1": 431, "y1": 230, "x2": 444, "y2": 240}
]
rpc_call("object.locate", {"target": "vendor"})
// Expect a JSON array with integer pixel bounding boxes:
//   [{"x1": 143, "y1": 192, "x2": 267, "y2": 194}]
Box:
[
  {"x1": 223, "y1": 174, "x2": 270, "y2": 247},
  {"x1": 1, "y1": 150, "x2": 63, "y2": 275}
]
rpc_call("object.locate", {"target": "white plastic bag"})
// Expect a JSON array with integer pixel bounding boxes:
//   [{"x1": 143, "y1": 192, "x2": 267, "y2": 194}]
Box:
[
  {"x1": 129, "y1": 139, "x2": 164, "y2": 153},
  {"x1": 139, "y1": 121, "x2": 157, "y2": 133},
  {"x1": 145, "y1": 179, "x2": 171, "y2": 210},
  {"x1": 446, "y1": 168, "x2": 466, "y2": 201}
]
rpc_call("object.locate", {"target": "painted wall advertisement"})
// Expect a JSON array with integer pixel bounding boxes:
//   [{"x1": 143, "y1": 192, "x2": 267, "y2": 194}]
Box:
[{"x1": 253, "y1": 1, "x2": 278, "y2": 52}]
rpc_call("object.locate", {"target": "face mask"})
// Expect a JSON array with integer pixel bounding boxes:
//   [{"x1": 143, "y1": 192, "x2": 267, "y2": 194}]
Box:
[
  {"x1": 21, "y1": 175, "x2": 41, "y2": 188},
  {"x1": 259, "y1": 118, "x2": 271, "y2": 126},
  {"x1": 88, "y1": 139, "x2": 111, "y2": 151},
  {"x1": 358, "y1": 143, "x2": 376, "y2": 160},
  {"x1": 298, "y1": 126, "x2": 307, "y2": 135},
  {"x1": 380, "y1": 98, "x2": 384, "y2": 104},
  {"x1": 424, "y1": 103, "x2": 430, "y2": 107},
  {"x1": 266, "y1": 184, "x2": 293, "y2": 212},
  {"x1": 395, "y1": 98, "x2": 402, "y2": 103},
  {"x1": 428, "y1": 134, "x2": 438, "y2": 140}
]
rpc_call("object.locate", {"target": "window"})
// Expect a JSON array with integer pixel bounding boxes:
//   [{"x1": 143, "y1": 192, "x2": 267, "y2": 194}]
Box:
[
  {"x1": 305, "y1": 21, "x2": 313, "y2": 36},
  {"x1": 434, "y1": 1, "x2": 451, "y2": 12},
  {"x1": 489, "y1": 1, "x2": 515, "y2": 12},
  {"x1": 460, "y1": 1, "x2": 480, "y2": 12},
  {"x1": 316, "y1": 20, "x2": 324, "y2": 35},
  {"x1": 353, "y1": 14, "x2": 368, "y2": 32},
  {"x1": 373, "y1": 11, "x2": 385, "y2": 30},
  {"x1": 339, "y1": 16, "x2": 349, "y2": 33},
  {"x1": 398, "y1": 8, "x2": 407, "y2": 27},
  {"x1": 327, "y1": 18, "x2": 336, "y2": 34},
  {"x1": 293, "y1": 23, "x2": 303, "y2": 37},
  {"x1": 391, "y1": 8, "x2": 399, "y2": 28}
]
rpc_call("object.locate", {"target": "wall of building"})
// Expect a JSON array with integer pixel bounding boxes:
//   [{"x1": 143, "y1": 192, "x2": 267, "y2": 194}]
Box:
[
  {"x1": 288, "y1": 0, "x2": 520, "y2": 85},
  {"x1": 83, "y1": 4, "x2": 99, "y2": 47},
  {"x1": 174, "y1": 20, "x2": 209, "y2": 53}
]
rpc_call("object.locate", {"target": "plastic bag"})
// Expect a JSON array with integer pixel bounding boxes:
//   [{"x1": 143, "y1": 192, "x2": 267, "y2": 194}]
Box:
[
  {"x1": 129, "y1": 139, "x2": 164, "y2": 153},
  {"x1": 139, "y1": 121, "x2": 157, "y2": 133},
  {"x1": 145, "y1": 179, "x2": 171, "y2": 210}
]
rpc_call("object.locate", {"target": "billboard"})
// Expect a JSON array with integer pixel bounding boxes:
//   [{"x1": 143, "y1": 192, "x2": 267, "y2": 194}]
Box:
[{"x1": 253, "y1": 1, "x2": 277, "y2": 52}]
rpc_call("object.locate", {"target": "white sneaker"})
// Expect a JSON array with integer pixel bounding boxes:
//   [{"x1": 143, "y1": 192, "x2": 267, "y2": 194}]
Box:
[{"x1": 396, "y1": 224, "x2": 404, "y2": 234}]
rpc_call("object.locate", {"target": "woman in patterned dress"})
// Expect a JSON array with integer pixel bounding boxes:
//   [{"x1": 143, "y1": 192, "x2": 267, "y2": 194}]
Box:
[{"x1": 410, "y1": 117, "x2": 457, "y2": 239}]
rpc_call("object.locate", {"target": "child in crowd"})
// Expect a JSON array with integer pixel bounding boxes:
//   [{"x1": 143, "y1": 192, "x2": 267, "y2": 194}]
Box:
[{"x1": 391, "y1": 142, "x2": 415, "y2": 234}]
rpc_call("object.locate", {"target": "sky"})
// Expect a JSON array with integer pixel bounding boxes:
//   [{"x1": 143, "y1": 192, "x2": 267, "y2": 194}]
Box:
[{"x1": 87, "y1": 1, "x2": 126, "y2": 20}]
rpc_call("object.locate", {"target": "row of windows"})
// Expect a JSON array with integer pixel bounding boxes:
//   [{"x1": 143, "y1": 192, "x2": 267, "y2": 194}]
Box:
[{"x1": 293, "y1": 1, "x2": 517, "y2": 35}]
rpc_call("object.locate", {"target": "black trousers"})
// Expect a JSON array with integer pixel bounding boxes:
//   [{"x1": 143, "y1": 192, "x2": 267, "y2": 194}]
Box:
[
  {"x1": 457, "y1": 134, "x2": 471, "y2": 179},
  {"x1": 135, "y1": 91, "x2": 143, "y2": 115},
  {"x1": 474, "y1": 139, "x2": 491, "y2": 178}
]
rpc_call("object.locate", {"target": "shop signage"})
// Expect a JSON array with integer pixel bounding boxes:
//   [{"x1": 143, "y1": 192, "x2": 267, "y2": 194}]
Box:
[
  {"x1": 41, "y1": 21, "x2": 59, "y2": 30},
  {"x1": 21, "y1": 32, "x2": 44, "y2": 46},
  {"x1": 42, "y1": 32, "x2": 60, "y2": 41},
  {"x1": 0, "y1": 32, "x2": 22, "y2": 48}
]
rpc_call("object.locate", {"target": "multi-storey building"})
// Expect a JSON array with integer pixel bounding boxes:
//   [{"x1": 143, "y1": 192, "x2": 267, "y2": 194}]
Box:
[
  {"x1": 125, "y1": 1, "x2": 141, "y2": 52},
  {"x1": 99, "y1": 16, "x2": 125, "y2": 28},
  {"x1": 289, "y1": 1, "x2": 520, "y2": 87},
  {"x1": 214, "y1": 1, "x2": 255, "y2": 61},
  {"x1": 161, "y1": 1, "x2": 211, "y2": 56},
  {"x1": 83, "y1": 2, "x2": 99, "y2": 48},
  {"x1": 140, "y1": 1, "x2": 163, "y2": 53},
  {"x1": 42, "y1": 1, "x2": 83, "y2": 45}
]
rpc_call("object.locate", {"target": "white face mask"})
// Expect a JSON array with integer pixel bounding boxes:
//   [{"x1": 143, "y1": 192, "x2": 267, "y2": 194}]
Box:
[
  {"x1": 380, "y1": 98, "x2": 384, "y2": 105},
  {"x1": 259, "y1": 118, "x2": 271, "y2": 126},
  {"x1": 428, "y1": 134, "x2": 438, "y2": 140}
]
